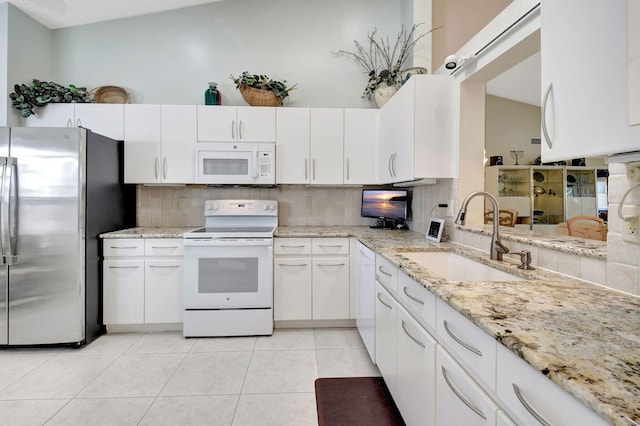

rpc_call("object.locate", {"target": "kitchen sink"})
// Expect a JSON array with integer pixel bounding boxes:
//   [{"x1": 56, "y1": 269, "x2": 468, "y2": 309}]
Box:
[{"x1": 401, "y1": 251, "x2": 524, "y2": 282}]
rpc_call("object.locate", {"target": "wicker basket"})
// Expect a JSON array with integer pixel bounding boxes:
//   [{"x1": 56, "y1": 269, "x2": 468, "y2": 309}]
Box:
[
  {"x1": 92, "y1": 86, "x2": 130, "y2": 104},
  {"x1": 239, "y1": 85, "x2": 284, "y2": 107}
]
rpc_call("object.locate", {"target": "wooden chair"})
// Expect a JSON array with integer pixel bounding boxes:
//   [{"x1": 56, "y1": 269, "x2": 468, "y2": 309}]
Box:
[
  {"x1": 484, "y1": 209, "x2": 518, "y2": 227},
  {"x1": 566, "y1": 215, "x2": 607, "y2": 241}
]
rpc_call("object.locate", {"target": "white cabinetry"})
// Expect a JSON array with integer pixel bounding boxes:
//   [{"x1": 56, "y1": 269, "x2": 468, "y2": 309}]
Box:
[
  {"x1": 275, "y1": 108, "x2": 310, "y2": 184},
  {"x1": 197, "y1": 106, "x2": 275, "y2": 142},
  {"x1": 25, "y1": 103, "x2": 125, "y2": 140},
  {"x1": 344, "y1": 109, "x2": 377, "y2": 184},
  {"x1": 496, "y1": 343, "x2": 609, "y2": 426},
  {"x1": 309, "y1": 108, "x2": 344, "y2": 185},
  {"x1": 356, "y1": 241, "x2": 376, "y2": 362},
  {"x1": 396, "y1": 303, "x2": 437, "y2": 426},
  {"x1": 124, "y1": 105, "x2": 196, "y2": 184},
  {"x1": 541, "y1": 0, "x2": 639, "y2": 160},
  {"x1": 103, "y1": 238, "x2": 183, "y2": 325},
  {"x1": 374, "y1": 281, "x2": 398, "y2": 396},
  {"x1": 274, "y1": 238, "x2": 350, "y2": 321},
  {"x1": 436, "y1": 346, "x2": 498, "y2": 426},
  {"x1": 378, "y1": 75, "x2": 455, "y2": 183}
]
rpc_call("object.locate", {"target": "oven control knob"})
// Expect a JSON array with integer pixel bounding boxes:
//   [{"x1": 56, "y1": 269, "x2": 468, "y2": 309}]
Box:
[{"x1": 207, "y1": 203, "x2": 220, "y2": 211}]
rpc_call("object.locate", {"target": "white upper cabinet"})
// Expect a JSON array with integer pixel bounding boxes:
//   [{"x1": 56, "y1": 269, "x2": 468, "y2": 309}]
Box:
[
  {"x1": 378, "y1": 75, "x2": 456, "y2": 184},
  {"x1": 124, "y1": 104, "x2": 196, "y2": 184},
  {"x1": 197, "y1": 105, "x2": 275, "y2": 142},
  {"x1": 309, "y1": 108, "x2": 344, "y2": 185},
  {"x1": 25, "y1": 103, "x2": 125, "y2": 140},
  {"x1": 630, "y1": 0, "x2": 640, "y2": 126},
  {"x1": 344, "y1": 108, "x2": 378, "y2": 184},
  {"x1": 124, "y1": 104, "x2": 162, "y2": 183},
  {"x1": 276, "y1": 108, "x2": 311, "y2": 184},
  {"x1": 541, "y1": 0, "x2": 640, "y2": 161},
  {"x1": 275, "y1": 108, "x2": 346, "y2": 185}
]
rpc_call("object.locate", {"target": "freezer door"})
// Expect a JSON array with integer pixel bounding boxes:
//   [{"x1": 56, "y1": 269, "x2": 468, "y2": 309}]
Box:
[
  {"x1": 0, "y1": 128, "x2": 8, "y2": 345},
  {"x1": 7, "y1": 127, "x2": 85, "y2": 345}
]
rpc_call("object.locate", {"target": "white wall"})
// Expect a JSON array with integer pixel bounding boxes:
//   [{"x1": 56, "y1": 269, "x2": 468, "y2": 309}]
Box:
[
  {"x1": 4, "y1": 3, "x2": 53, "y2": 126},
  {"x1": 51, "y1": 0, "x2": 402, "y2": 108}
]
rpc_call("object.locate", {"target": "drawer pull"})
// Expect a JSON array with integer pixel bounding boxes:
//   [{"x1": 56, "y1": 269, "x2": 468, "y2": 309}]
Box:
[
  {"x1": 108, "y1": 265, "x2": 140, "y2": 269},
  {"x1": 148, "y1": 265, "x2": 181, "y2": 269},
  {"x1": 441, "y1": 366, "x2": 487, "y2": 420},
  {"x1": 278, "y1": 263, "x2": 308, "y2": 267},
  {"x1": 280, "y1": 245, "x2": 306, "y2": 249},
  {"x1": 151, "y1": 246, "x2": 179, "y2": 249},
  {"x1": 376, "y1": 292, "x2": 392, "y2": 310},
  {"x1": 443, "y1": 320, "x2": 483, "y2": 357},
  {"x1": 377, "y1": 266, "x2": 392, "y2": 277},
  {"x1": 512, "y1": 384, "x2": 551, "y2": 426},
  {"x1": 110, "y1": 246, "x2": 138, "y2": 249},
  {"x1": 318, "y1": 244, "x2": 344, "y2": 248},
  {"x1": 402, "y1": 286, "x2": 425, "y2": 305},
  {"x1": 401, "y1": 320, "x2": 425, "y2": 348},
  {"x1": 316, "y1": 263, "x2": 346, "y2": 267}
]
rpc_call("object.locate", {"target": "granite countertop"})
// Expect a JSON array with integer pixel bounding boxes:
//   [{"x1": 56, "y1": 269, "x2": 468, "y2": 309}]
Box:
[
  {"x1": 100, "y1": 227, "x2": 199, "y2": 239},
  {"x1": 276, "y1": 226, "x2": 639, "y2": 426},
  {"x1": 100, "y1": 225, "x2": 636, "y2": 424}
]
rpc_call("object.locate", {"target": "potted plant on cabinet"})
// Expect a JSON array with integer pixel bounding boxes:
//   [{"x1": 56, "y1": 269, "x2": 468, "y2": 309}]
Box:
[
  {"x1": 9, "y1": 79, "x2": 91, "y2": 118},
  {"x1": 334, "y1": 23, "x2": 440, "y2": 107},
  {"x1": 230, "y1": 72, "x2": 297, "y2": 107}
]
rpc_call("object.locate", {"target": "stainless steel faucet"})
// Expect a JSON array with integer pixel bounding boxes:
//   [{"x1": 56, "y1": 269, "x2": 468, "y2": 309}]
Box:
[{"x1": 454, "y1": 191, "x2": 510, "y2": 260}]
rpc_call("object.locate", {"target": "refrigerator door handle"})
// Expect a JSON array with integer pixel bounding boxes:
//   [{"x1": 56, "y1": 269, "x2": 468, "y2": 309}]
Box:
[{"x1": 1, "y1": 157, "x2": 17, "y2": 265}]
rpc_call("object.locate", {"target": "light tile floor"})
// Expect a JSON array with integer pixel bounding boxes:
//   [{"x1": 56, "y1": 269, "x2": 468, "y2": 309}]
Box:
[{"x1": 0, "y1": 328, "x2": 379, "y2": 426}]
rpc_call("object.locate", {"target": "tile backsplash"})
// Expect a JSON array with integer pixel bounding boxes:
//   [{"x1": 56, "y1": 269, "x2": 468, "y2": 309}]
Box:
[{"x1": 136, "y1": 180, "x2": 455, "y2": 233}]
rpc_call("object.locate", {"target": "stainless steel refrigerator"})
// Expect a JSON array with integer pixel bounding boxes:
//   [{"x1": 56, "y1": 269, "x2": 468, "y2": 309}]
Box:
[{"x1": 0, "y1": 127, "x2": 135, "y2": 346}]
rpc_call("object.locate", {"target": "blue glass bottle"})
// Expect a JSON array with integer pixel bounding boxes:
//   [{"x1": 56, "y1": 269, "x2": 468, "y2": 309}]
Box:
[{"x1": 204, "y1": 82, "x2": 219, "y2": 105}]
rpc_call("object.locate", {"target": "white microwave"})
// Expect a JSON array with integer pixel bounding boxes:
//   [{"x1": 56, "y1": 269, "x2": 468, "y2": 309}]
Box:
[{"x1": 195, "y1": 142, "x2": 275, "y2": 185}]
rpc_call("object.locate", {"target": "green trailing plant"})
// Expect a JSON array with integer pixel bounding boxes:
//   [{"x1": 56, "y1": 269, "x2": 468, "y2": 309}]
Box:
[
  {"x1": 9, "y1": 79, "x2": 91, "y2": 118},
  {"x1": 230, "y1": 72, "x2": 296, "y2": 99},
  {"x1": 334, "y1": 23, "x2": 442, "y2": 100}
]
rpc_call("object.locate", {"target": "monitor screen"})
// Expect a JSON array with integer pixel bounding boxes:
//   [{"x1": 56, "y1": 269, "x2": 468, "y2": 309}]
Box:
[{"x1": 361, "y1": 189, "x2": 409, "y2": 220}]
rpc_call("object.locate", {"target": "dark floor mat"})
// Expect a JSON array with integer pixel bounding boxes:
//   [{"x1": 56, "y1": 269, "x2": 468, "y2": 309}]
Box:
[{"x1": 315, "y1": 377, "x2": 405, "y2": 426}]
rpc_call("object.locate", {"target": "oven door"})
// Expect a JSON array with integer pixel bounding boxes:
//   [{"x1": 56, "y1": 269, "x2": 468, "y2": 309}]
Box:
[{"x1": 183, "y1": 238, "x2": 273, "y2": 309}]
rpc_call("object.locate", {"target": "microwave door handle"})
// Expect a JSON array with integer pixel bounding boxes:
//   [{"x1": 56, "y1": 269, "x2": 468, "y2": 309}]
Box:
[{"x1": 253, "y1": 150, "x2": 259, "y2": 179}]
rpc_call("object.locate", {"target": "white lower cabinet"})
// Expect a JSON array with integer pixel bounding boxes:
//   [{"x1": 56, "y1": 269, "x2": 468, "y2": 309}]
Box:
[
  {"x1": 374, "y1": 282, "x2": 398, "y2": 396},
  {"x1": 396, "y1": 304, "x2": 436, "y2": 426},
  {"x1": 496, "y1": 343, "x2": 609, "y2": 426},
  {"x1": 356, "y1": 241, "x2": 376, "y2": 362},
  {"x1": 437, "y1": 346, "x2": 498, "y2": 426},
  {"x1": 103, "y1": 238, "x2": 183, "y2": 325},
  {"x1": 274, "y1": 238, "x2": 350, "y2": 321}
]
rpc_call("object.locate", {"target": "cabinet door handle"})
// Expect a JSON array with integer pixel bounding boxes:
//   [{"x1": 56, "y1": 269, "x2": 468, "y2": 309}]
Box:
[
  {"x1": 110, "y1": 246, "x2": 138, "y2": 249},
  {"x1": 239, "y1": 120, "x2": 243, "y2": 139},
  {"x1": 318, "y1": 244, "x2": 344, "y2": 248},
  {"x1": 151, "y1": 246, "x2": 179, "y2": 249},
  {"x1": 388, "y1": 154, "x2": 394, "y2": 178},
  {"x1": 278, "y1": 263, "x2": 308, "y2": 267},
  {"x1": 231, "y1": 120, "x2": 236, "y2": 139},
  {"x1": 512, "y1": 384, "x2": 551, "y2": 426},
  {"x1": 391, "y1": 153, "x2": 397, "y2": 178},
  {"x1": 402, "y1": 286, "x2": 425, "y2": 305},
  {"x1": 154, "y1": 157, "x2": 159, "y2": 180},
  {"x1": 377, "y1": 265, "x2": 392, "y2": 277},
  {"x1": 346, "y1": 158, "x2": 350, "y2": 181},
  {"x1": 401, "y1": 320, "x2": 425, "y2": 348},
  {"x1": 316, "y1": 263, "x2": 346, "y2": 267},
  {"x1": 376, "y1": 292, "x2": 392, "y2": 309},
  {"x1": 312, "y1": 158, "x2": 317, "y2": 180},
  {"x1": 304, "y1": 158, "x2": 308, "y2": 180},
  {"x1": 541, "y1": 83, "x2": 553, "y2": 149},
  {"x1": 441, "y1": 366, "x2": 487, "y2": 420},
  {"x1": 280, "y1": 245, "x2": 306, "y2": 249},
  {"x1": 443, "y1": 320, "x2": 483, "y2": 357},
  {"x1": 148, "y1": 265, "x2": 181, "y2": 269},
  {"x1": 76, "y1": 118, "x2": 82, "y2": 127},
  {"x1": 163, "y1": 157, "x2": 168, "y2": 179},
  {"x1": 66, "y1": 118, "x2": 73, "y2": 128},
  {"x1": 108, "y1": 265, "x2": 140, "y2": 269}
]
